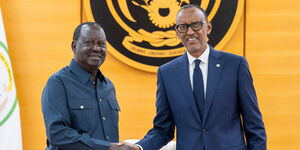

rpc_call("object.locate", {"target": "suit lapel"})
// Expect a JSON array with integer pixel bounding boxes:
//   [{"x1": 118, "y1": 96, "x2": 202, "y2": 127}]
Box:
[
  {"x1": 175, "y1": 53, "x2": 202, "y2": 124},
  {"x1": 202, "y1": 48, "x2": 224, "y2": 125}
]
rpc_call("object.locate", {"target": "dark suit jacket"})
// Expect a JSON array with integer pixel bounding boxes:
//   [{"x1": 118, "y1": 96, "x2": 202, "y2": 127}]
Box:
[{"x1": 137, "y1": 47, "x2": 266, "y2": 150}]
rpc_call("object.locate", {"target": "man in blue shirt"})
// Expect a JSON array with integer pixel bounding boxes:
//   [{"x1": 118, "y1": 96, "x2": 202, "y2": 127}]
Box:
[{"x1": 42, "y1": 22, "x2": 124, "y2": 150}]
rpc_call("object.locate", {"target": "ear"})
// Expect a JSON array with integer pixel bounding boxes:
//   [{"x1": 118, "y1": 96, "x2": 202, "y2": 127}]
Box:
[
  {"x1": 206, "y1": 21, "x2": 212, "y2": 35},
  {"x1": 71, "y1": 41, "x2": 76, "y2": 54}
]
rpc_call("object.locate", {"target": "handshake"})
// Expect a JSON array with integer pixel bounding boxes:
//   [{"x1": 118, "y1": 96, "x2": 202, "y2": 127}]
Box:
[{"x1": 109, "y1": 142, "x2": 140, "y2": 150}]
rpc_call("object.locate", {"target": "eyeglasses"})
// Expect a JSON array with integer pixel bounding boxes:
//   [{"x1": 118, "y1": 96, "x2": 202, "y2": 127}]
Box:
[{"x1": 175, "y1": 21, "x2": 206, "y2": 33}]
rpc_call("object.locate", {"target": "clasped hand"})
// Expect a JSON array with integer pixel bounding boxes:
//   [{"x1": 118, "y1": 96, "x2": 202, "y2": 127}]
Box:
[{"x1": 109, "y1": 142, "x2": 140, "y2": 150}]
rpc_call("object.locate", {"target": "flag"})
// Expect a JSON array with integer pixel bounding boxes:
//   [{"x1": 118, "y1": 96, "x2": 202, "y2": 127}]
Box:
[{"x1": 0, "y1": 7, "x2": 23, "y2": 150}]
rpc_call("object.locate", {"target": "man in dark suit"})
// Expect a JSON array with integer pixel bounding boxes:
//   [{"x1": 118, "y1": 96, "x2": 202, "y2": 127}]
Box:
[{"x1": 127, "y1": 4, "x2": 267, "y2": 150}]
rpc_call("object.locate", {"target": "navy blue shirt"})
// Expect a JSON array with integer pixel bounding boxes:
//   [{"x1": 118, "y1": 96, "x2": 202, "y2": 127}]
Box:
[{"x1": 42, "y1": 60, "x2": 120, "y2": 150}]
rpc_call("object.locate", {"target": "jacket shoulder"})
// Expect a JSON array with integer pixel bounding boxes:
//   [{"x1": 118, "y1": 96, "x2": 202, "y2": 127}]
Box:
[
  {"x1": 212, "y1": 49, "x2": 247, "y2": 65},
  {"x1": 159, "y1": 54, "x2": 184, "y2": 71}
]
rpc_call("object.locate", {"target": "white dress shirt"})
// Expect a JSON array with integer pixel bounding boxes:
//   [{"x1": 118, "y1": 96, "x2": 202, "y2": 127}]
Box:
[
  {"x1": 187, "y1": 45, "x2": 210, "y2": 98},
  {"x1": 136, "y1": 45, "x2": 210, "y2": 150}
]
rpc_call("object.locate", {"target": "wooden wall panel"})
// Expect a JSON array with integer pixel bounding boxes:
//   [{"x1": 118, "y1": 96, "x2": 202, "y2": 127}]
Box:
[
  {"x1": 245, "y1": 0, "x2": 300, "y2": 149},
  {"x1": 222, "y1": 15, "x2": 244, "y2": 56},
  {"x1": 4, "y1": 0, "x2": 291, "y2": 149},
  {"x1": 1, "y1": 0, "x2": 81, "y2": 149}
]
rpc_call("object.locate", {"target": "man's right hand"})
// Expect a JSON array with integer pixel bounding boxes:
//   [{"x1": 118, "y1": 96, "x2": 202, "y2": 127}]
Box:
[
  {"x1": 109, "y1": 142, "x2": 140, "y2": 150},
  {"x1": 109, "y1": 143, "x2": 125, "y2": 150}
]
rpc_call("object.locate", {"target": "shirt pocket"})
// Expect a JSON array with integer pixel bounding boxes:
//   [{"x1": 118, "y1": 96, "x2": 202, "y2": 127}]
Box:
[
  {"x1": 69, "y1": 101, "x2": 93, "y2": 131},
  {"x1": 108, "y1": 98, "x2": 120, "y2": 127}
]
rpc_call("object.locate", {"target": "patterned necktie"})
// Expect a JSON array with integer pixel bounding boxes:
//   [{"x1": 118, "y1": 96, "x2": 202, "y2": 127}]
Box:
[{"x1": 193, "y1": 59, "x2": 205, "y2": 120}]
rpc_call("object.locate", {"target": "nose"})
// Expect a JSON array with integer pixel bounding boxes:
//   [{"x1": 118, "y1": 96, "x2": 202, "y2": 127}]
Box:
[
  {"x1": 186, "y1": 26, "x2": 195, "y2": 35},
  {"x1": 92, "y1": 44, "x2": 101, "y2": 52}
]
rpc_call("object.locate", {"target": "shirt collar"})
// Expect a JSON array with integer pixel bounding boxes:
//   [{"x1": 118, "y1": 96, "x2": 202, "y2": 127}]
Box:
[
  {"x1": 187, "y1": 44, "x2": 210, "y2": 65},
  {"x1": 69, "y1": 59, "x2": 106, "y2": 85}
]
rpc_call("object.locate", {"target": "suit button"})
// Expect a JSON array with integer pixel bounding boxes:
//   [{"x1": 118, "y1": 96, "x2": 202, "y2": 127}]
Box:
[
  {"x1": 202, "y1": 128, "x2": 206, "y2": 133},
  {"x1": 102, "y1": 117, "x2": 106, "y2": 120}
]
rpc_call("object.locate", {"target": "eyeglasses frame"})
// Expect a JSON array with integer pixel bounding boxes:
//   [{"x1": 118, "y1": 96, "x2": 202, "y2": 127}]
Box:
[{"x1": 175, "y1": 20, "x2": 207, "y2": 33}]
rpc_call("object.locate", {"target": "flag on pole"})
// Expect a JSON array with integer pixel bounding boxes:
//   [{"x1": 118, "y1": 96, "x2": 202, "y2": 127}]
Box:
[{"x1": 0, "y1": 7, "x2": 23, "y2": 150}]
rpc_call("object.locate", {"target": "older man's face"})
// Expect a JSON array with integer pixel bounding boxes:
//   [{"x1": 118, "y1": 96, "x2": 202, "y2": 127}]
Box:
[
  {"x1": 72, "y1": 25, "x2": 106, "y2": 72},
  {"x1": 175, "y1": 7, "x2": 212, "y2": 57}
]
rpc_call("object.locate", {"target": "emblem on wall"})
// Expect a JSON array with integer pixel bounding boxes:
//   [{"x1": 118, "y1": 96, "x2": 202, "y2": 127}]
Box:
[{"x1": 83, "y1": 0, "x2": 244, "y2": 72}]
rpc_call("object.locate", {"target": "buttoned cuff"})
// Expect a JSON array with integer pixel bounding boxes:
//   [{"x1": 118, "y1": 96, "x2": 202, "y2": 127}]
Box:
[{"x1": 135, "y1": 144, "x2": 143, "y2": 150}]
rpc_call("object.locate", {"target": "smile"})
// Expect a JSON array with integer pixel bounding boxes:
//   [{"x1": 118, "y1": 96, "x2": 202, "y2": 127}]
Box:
[
  {"x1": 187, "y1": 37, "x2": 197, "y2": 41},
  {"x1": 89, "y1": 55, "x2": 100, "y2": 59}
]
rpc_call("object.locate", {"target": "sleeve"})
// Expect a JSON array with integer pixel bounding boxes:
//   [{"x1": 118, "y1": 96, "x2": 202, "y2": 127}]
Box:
[
  {"x1": 136, "y1": 68, "x2": 175, "y2": 150},
  {"x1": 41, "y1": 76, "x2": 111, "y2": 150},
  {"x1": 237, "y1": 57, "x2": 267, "y2": 150},
  {"x1": 135, "y1": 144, "x2": 143, "y2": 150}
]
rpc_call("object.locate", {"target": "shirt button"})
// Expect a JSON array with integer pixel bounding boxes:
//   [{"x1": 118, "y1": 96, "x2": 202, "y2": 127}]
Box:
[
  {"x1": 202, "y1": 128, "x2": 206, "y2": 132},
  {"x1": 102, "y1": 117, "x2": 106, "y2": 120},
  {"x1": 99, "y1": 98, "x2": 102, "y2": 102},
  {"x1": 80, "y1": 105, "x2": 84, "y2": 109}
]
